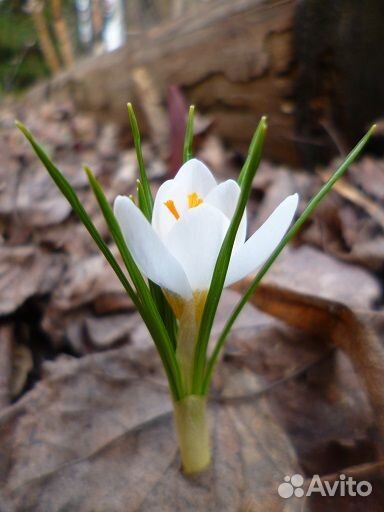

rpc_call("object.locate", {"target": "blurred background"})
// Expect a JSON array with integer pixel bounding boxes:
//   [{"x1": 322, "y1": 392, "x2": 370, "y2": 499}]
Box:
[{"x1": 2, "y1": 0, "x2": 384, "y2": 169}]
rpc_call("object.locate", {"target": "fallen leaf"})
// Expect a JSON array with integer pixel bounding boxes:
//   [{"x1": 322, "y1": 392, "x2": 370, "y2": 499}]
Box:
[
  {"x1": 264, "y1": 245, "x2": 381, "y2": 309},
  {"x1": 11, "y1": 344, "x2": 33, "y2": 398},
  {"x1": 319, "y1": 169, "x2": 384, "y2": 231},
  {"x1": 85, "y1": 312, "x2": 140, "y2": 349},
  {"x1": 0, "y1": 343, "x2": 301, "y2": 511},
  {"x1": 236, "y1": 281, "x2": 384, "y2": 455},
  {"x1": 0, "y1": 325, "x2": 12, "y2": 410},
  {"x1": 0, "y1": 246, "x2": 64, "y2": 315}
]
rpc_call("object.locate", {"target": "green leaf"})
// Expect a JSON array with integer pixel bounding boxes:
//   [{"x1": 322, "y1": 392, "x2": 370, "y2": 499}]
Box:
[
  {"x1": 84, "y1": 166, "x2": 183, "y2": 399},
  {"x1": 137, "y1": 179, "x2": 177, "y2": 347},
  {"x1": 15, "y1": 121, "x2": 138, "y2": 307},
  {"x1": 192, "y1": 117, "x2": 268, "y2": 394},
  {"x1": 127, "y1": 103, "x2": 153, "y2": 220},
  {"x1": 148, "y1": 281, "x2": 177, "y2": 349},
  {"x1": 16, "y1": 121, "x2": 183, "y2": 399},
  {"x1": 129, "y1": 107, "x2": 177, "y2": 342},
  {"x1": 136, "y1": 179, "x2": 151, "y2": 220},
  {"x1": 183, "y1": 105, "x2": 195, "y2": 163},
  {"x1": 237, "y1": 118, "x2": 267, "y2": 186},
  {"x1": 202, "y1": 124, "x2": 376, "y2": 394}
]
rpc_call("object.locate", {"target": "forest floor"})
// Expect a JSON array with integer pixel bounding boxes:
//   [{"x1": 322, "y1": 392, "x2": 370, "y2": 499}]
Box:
[{"x1": 0, "y1": 100, "x2": 384, "y2": 511}]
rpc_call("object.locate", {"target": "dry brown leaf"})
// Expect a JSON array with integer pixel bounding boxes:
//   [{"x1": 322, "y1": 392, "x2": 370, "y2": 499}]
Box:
[
  {"x1": 264, "y1": 245, "x2": 381, "y2": 309},
  {"x1": 2, "y1": 277, "x2": 384, "y2": 510},
  {"x1": 319, "y1": 170, "x2": 384, "y2": 230},
  {"x1": 300, "y1": 199, "x2": 384, "y2": 272},
  {"x1": 0, "y1": 344, "x2": 301, "y2": 511},
  {"x1": 0, "y1": 246, "x2": 64, "y2": 315},
  {"x1": 10, "y1": 344, "x2": 33, "y2": 398},
  {"x1": 85, "y1": 312, "x2": 140, "y2": 349},
  {"x1": 0, "y1": 325, "x2": 13, "y2": 410},
  {"x1": 349, "y1": 156, "x2": 384, "y2": 202},
  {"x1": 49, "y1": 254, "x2": 131, "y2": 311},
  {"x1": 40, "y1": 254, "x2": 135, "y2": 348},
  {"x1": 236, "y1": 281, "x2": 384, "y2": 452},
  {"x1": 14, "y1": 172, "x2": 71, "y2": 228}
]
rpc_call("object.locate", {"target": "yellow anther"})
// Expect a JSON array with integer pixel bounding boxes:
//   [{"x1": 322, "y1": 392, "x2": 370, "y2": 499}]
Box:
[
  {"x1": 164, "y1": 200, "x2": 180, "y2": 220},
  {"x1": 188, "y1": 192, "x2": 203, "y2": 209}
]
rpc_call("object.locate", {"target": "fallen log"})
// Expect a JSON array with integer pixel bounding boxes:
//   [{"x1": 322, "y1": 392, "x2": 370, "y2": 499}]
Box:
[
  {"x1": 14, "y1": 0, "x2": 384, "y2": 166},
  {"x1": 19, "y1": 0, "x2": 298, "y2": 163}
]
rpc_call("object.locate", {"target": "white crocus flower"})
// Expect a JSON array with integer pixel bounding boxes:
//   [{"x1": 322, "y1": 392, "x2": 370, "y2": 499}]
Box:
[{"x1": 114, "y1": 159, "x2": 298, "y2": 318}]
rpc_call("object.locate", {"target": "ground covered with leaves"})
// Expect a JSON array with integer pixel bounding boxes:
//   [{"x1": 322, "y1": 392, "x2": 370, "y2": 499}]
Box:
[{"x1": 0, "y1": 102, "x2": 384, "y2": 511}]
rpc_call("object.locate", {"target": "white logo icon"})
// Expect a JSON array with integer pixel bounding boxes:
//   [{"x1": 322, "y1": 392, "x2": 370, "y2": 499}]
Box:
[
  {"x1": 278, "y1": 474, "x2": 304, "y2": 499},
  {"x1": 278, "y1": 473, "x2": 372, "y2": 499}
]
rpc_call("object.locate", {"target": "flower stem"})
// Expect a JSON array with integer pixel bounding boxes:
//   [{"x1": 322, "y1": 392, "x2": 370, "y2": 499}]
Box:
[
  {"x1": 175, "y1": 302, "x2": 196, "y2": 393},
  {"x1": 173, "y1": 395, "x2": 210, "y2": 474},
  {"x1": 172, "y1": 292, "x2": 206, "y2": 395}
]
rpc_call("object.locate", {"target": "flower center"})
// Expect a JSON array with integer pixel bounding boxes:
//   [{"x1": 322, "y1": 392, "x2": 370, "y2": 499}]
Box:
[{"x1": 164, "y1": 192, "x2": 203, "y2": 220}]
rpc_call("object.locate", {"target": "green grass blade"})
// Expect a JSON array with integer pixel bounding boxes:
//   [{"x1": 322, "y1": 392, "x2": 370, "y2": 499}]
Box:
[
  {"x1": 16, "y1": 120, "x2": 182, "y2": 399},
  {"x1": 136, "y1": 179, "x2": 152, "y2": 220},
  {"x1": 127, "y1": 103, "x2": 153, "y2": 220},
  {"x1": 137, "y1": 179, "x2": 177, "y2": 346},
  {"x1": 15, "y1": 121, "x2": 139, "y2": 306},
  {"x1": 129, "y1": 107, "x2": 177, "y2": 348},
  {"x1": 183, "y1": 105, "x2": 195, "y2": 163},
  {"x1": 85, "y1": 166, "x2": 183, "y2": 399},
  {"x1": 237, "y1": 118, "x2": 267, "y2": 186},
  {"x1": 202, "y1": 124, "x2": 376, "y2": 394},
  {"x1": 148, "y1": 281, "x2": 177, "y2": 349},
  {"x1": 192, "y1": 117, "x2": 268, "y2": 393}
]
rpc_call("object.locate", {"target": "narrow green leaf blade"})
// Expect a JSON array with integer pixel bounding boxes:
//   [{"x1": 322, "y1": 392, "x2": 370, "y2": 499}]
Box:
[
  {"x1": 237, "y1": 117, "x2": 267, "y2": 186},
  {"x1": 183, "y1": 105, "x2": 195, "y2": 163},
  {"x1": 128, "y1": 107, "x2": 177, "y2": 347},
  {"x1": 192, "y1": 117, "x2": 268, "y2": 393},
  {"x1": 203, "y1": 124, "x2": 376, "y2": 393},
  {"x1": 128, "y1": 108, "x2": 178, "y2": 351},
  {"x1": 136, "y1": 179, "x2": 151, "y2": 220},
  {"x1": 17, "y1": 120, "x2": 183, "y2": 399},
  {"x1": 15, "y1": 121, "x2": 138, "y2": 305},
  {"x1": 127, "y1": 103, "x2": 153, "y2": 220},
  {"x1": 85, "y1": 166, "x2": 183, "y2": 399},
  {"x1": 136, "y1": 179, "x2": 177, "y2": 346}
]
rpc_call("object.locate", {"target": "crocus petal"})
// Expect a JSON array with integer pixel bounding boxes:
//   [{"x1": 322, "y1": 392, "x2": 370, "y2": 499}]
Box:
[
  {"x1": 225, "y1": 193, "x2": 299, "y2": 286},
  {"x1": 173, "y1": 158, "x2": 216, "y2": 197},
  {"x1": 205, "y1": 179, "x2": 247, "y2": 245},
  {"x1": 165, "y1": 203, "x2": 229, "y2": 291},
  {"x1": 114, "y1": 195, "x2": 192, "y2": 298},
  {"x1": 152, "y1": 180, "x2": 188, "y2": 240}
]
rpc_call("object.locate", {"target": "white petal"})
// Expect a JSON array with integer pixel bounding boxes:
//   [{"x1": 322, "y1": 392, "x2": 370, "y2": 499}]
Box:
[
  {"x1": 225, "y1": 194, "x2": 299, "y2": 286},
  {"x1": 152, "y1": 180, "x2": 187, "y2": 241},
  {"x1": 114, "y1": 196, "x2": 192, "y2": 298},
  {"x1": 173, "y1": 159, "x2": 216, "y2": 197},
  {"x1": 165, "y1": 203, "x2": 229, "y2": 291},
  {"x1": 205, "y1": 179, "x2": 247, "y2": 245}
]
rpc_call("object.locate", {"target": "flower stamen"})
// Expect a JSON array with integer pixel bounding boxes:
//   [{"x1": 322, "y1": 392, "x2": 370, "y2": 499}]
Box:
[
  {"x1": 164, "y1": 200, "x2": 180, "y2": 220},
  {"x1": 188, "y1": 192, "x2": 203, "y2": 209}
]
